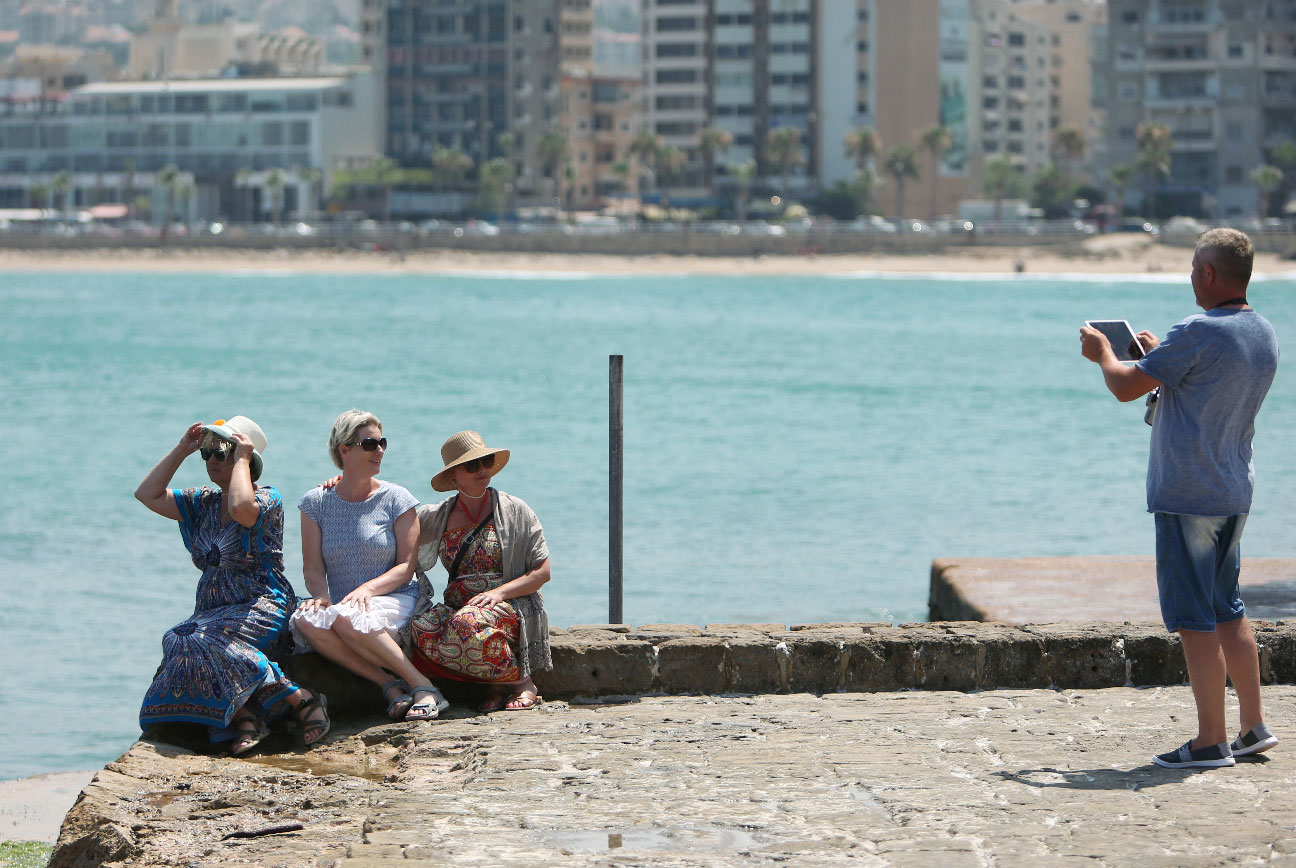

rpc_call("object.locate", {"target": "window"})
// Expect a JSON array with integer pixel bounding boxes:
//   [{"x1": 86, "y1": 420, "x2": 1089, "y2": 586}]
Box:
[
  {"x1": 656, "y1": 68, "x2": 698, "y2": 83},
  {"x1": 656, "y1": 43, "x2": 697, "y2": 57},
  {"x1": 1008, "y1": 32, "x2": 1025, "y2": 47},
  {"x1": 1121, "y1": 11, "x2": 1139, "y2": 23},
  {"x1": 656, "y1": 16, "x2": 697, "y2": 31}
]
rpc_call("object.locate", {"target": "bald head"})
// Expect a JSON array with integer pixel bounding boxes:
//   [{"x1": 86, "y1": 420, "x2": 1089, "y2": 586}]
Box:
[{"x1": 1195, "y1": 228, "x2": 1253, "y2": 293}]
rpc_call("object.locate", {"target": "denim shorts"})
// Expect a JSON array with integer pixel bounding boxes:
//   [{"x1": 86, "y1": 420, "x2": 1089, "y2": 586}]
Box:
[{"x1": 1154, "y1": 512, "x2": 1247, "y2": 633}]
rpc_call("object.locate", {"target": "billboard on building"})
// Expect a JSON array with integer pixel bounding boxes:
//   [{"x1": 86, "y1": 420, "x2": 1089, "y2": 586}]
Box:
[{"x1": 938, "y1": 0, "x2": 969, "y2": 176}]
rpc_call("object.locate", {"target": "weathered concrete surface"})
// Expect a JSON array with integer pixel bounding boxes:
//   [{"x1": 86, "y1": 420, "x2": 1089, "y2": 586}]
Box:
[
  {"x1": 51, "y1": 687, "x2": 1296, "y2": 868},
  {"x1": 929, "y1": 556, "x2": 1296, "y2": 623}
]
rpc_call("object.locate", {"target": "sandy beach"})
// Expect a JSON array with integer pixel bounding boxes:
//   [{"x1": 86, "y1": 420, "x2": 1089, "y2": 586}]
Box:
[
  {"x1": 0, "y1": 771, "x2": 94, "y2": 844},
  {"x1": 0, "y1": 234, "x2": 1292, "y2": 277}
]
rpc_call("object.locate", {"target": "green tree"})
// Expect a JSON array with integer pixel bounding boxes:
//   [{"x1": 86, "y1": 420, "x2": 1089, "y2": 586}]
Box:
[
  {"x1": 766, "y1": 126, "x2": 805, "y2": 200},
  {"x1": 123, "y1": 157, "x2": 136, "y2": 218},
  {"x1": 156, "y1": 164, "x2": 182, "y2": 240},
  {"x1": 366, "y1": 156, "x2": 401, "y2": 223},
  {"x1": 432, "y1": 146, "x2": 474, "y2": 194},
  {"x1": 1107, "y1": 163, "x2": 1135, "y2": 225},
  {"x1": 919, "y1": 125, "x2": 952, "y2": 219},
  {"x1": 298, "y1": 167, "x2": 322, "y2": 219},
  {"x1": 983, "y1": 155, "x2": 1023, "y2": 222},
  {"x1": 235, "y1": 168, "x2": 254, "y2": 222},
  {"x1": 883, "y1": 144, "x2": 921, "y2": 217},
  {"x1": 844, "y1": 126, "x2": 881, "y2": 171},
  {"x1": 1051, "y1": 125, "x2": 1086, "y2": 177},
  {"x1": 29, "y1": 182, "x2": 49, "y2": 210},
  {"x1": 852, "y1": 165, "x2": 882, "y2": 217},
  {"x1": 1135, "y1": 122, "x2": 1172, "y2": 220},
  {"x1": 698, "y1": 125, "x2": 733, "y2": 203},
  {"x1": 655, "y1": 145, "x2": 685, "y2": 212},
  {"x1": 1030, "y1": 164, "x2": 1077, "y2": 219},
  {"x1": 1267, "y1": 141, "x2": 1296, "y2": 216},
  {"x1": 628, "y1": 130, "x2": 661, "y2": 203},
  {"x1": 265, "y1": 168, "x2": 286, "y2": 225},
  {"x1": 732, "y1": 160, "x2": 756, "y2": 222},
  {"x1": 51, "y1": 170, "x2": 73, "y2": 213},
  {"x1": 535, "y1": 131, "x2": 567, "y2": 211},
  {"x1": 1252, "y1": 164, "x2": 1284, "y2": 218},
  {"x1": 478, "y1": 157, "x2": 514, "y2": 217}
]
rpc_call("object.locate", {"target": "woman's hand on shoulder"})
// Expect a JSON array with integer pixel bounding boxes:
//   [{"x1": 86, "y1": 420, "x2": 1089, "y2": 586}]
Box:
[{"x1": 320, "y1": 475, "x2": 341, "y2": 490}]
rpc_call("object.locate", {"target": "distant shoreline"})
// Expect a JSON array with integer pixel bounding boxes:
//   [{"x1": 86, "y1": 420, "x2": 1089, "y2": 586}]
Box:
[{"x1": 0, "y1": 235, "x2": 1292, "y2": 278}]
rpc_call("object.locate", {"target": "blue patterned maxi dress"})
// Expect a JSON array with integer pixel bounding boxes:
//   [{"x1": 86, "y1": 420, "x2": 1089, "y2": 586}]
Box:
[{"x1": 139, "y1": 485, "x2": 300, "y2": 741}]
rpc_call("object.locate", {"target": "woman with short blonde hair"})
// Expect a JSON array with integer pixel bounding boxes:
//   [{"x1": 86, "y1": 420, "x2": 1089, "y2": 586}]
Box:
[{"x1": 293, "y1": 409, "x2": 448, "y2": 721}]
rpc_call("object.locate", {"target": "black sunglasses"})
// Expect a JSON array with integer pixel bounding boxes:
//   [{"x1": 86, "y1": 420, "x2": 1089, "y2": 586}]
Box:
[
  {"x1": 199, "y1": 443, "x2": 233, "y2": 461},
  {"x1": 346, "y1": 437, "x2": 387, "y2": 452},
  {"x1": 462, "y1": 453, "x2": 496, "y2": 473}
]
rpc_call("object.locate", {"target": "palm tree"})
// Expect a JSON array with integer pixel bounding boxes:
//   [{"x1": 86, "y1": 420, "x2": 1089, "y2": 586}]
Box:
[
  {"x1": 610, "y1": 159, "x2": 631, "y2": 210},
  {"x1": 496, "y1": 132, "x2": 517, "y2": 217},
  {"x1": 919, "y1": 125, "x2": 952, "y2": 219},
  {"x1": 535, "y1": 131, "x2": 567, "y2": 210},
  {"x1": 655, "y1": 144, "x2": 685, "y2": 212},
  {"x1": 1252, "y1": 165, "x2": 1284, "y2": 218},
  {"x1": 123, "y1": 157, "x2": 136, "y2": 218},
  {"x1": 29, "y1": 182, "x2": 49, "y2": 210},
  {"x1": 265, "y1": 168, "x2": 286, "y2": 225},
  {"x1": 732, "y1": 160, "x2": 756, "y2": 222},
  {"x1": 51, "y1": 171, "x2": 73, "y2": 213},
  {"x1": 1135, "y1": 122, "x2": 1172, "y2": 220},
  {"x1": 1268, "y1": 141, "x2": 1296, "y2": 216},
  {"x1": 882, "y1": 144, "x2": 921, "y2": 217},
  {"x1": 478, "y1": 157, "x2": 513, "y2": 217},
  {"x1": 1108, "y1": 163, "x2": 1135, "y2": 225},
  {"x1": 852, "y1": 165, "x2": 882, "y2": 217},
  {"x1": 156, "y1": 164, "x2": 180, "y2": 236},
  {"x1": 367, "y1": 156, "x2": 401, "y2": 223},
  {"x1": 628, "y1": 130, "x2": 661, "y2": 209},
  {"x1": 766, "y1": 126, "x2": 804, "y2": 200},
  {"x1": 983, "y1": 155, "x2": 1021, "y2": 222},
  {"x1": 298, "y1": 167, "x2": 322, "y2": 219},
  {"x1": 1051, "y1": 125, "x2": 1086, "y2": 177},
  {"x1": 843, "y1": 126, "x2": 881, "y2": 171},
  {"x1": 235, "y1": 168, "x2": 254, "y2": 223},
  {"x1": 698, "y1": 125, "x2": 733, "y2": 203},
  {"x1": 432, "y1": 146, "x2": 474, "y2": 197}
]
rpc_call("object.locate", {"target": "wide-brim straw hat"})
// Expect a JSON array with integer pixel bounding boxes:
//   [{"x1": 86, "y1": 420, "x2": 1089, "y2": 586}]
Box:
[
  {"x1": 430, "y1": 430, "x2": 509, "y2": 492},
  {"x1": 200, "y1": 415, "x2": 266, "y2": 482}
]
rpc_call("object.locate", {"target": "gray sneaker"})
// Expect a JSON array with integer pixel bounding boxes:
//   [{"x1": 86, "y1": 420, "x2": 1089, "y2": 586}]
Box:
[
  {"x1": 1154, "y1": 740, "x2": 1235, "y2": 769},
  {"x1": 1231, "y1": 723, "x2": 1278, "y2": 757}
]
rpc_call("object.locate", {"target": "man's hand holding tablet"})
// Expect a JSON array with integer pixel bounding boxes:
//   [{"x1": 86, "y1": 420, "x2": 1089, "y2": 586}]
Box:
[{"x1": 1082, "y1": 320, "x2": 1158, "y2": 364}]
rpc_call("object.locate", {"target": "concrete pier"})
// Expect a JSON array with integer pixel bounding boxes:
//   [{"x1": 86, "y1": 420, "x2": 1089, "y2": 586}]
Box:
[
  {"x1": 929, "y1": 556, "x2": 1296, "y2": 623},
  {"x1": 47, "y1": 621, "x2": 1296, "y2": 867}
]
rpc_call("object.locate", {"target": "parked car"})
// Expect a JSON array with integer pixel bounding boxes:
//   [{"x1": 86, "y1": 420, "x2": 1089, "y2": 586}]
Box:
[{"x1": 852, "y1": 215, "x2": 898, "y2": 234}]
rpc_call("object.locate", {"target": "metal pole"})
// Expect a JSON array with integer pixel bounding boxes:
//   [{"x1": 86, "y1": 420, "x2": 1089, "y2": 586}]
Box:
[{"x1": 609, "y1": 354, "x2": 624, "y2": 625}]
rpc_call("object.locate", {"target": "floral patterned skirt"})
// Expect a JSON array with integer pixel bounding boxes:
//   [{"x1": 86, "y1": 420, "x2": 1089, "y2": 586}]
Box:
[{"x1": 410, "y1": 575, "x2": 521, "y2": 683}]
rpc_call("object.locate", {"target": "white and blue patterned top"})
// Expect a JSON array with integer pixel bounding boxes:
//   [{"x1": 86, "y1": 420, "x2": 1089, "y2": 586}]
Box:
[{"x1": 299, "y1": 480, "x2": 420, "y2": 601}]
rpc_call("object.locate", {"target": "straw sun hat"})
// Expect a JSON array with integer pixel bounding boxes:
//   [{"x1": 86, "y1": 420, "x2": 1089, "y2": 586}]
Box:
[
  {"x1": 200, "y1": 415, "x2": 267, "y2": 481},
  {"x1": 430, "y1": 430, "x2": 509, "y2": 492}
]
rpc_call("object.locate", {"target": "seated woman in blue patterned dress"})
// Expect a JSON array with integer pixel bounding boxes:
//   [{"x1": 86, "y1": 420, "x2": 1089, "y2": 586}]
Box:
[{"x1": 135, "y1": 416, "x2": 330, "y2": 754}]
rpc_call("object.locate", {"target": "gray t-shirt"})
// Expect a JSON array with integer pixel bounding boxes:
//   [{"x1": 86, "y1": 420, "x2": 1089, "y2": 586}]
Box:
[
  {"x1": 1136, "y1": 308, "x2": 1278, "y2": 516},
  {"x1": 298, "y1": 480, "x2": 420, "y2": 601}
]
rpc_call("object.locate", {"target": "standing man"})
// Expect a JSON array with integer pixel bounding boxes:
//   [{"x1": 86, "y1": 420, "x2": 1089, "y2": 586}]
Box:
[{"x1": 1080, "y1": 228, "x2": 1280, "y2": 769}]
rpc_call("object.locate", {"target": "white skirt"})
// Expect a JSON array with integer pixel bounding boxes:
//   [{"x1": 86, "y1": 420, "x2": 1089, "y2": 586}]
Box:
[{"x1": 291, "y1": 594, "x2": 415, "y2": 653}]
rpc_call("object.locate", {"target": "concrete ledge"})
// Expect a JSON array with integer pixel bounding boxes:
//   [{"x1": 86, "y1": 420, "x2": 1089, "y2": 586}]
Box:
[
  {"x1": 280, "y1": 620, "x2": 1296, "y2": 720},
  {"x1": 929, "y1": 556, "x2": 1296, "y2": 623}
]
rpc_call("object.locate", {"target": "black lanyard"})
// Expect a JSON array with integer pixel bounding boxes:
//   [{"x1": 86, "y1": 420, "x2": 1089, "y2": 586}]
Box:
[{"x1": 1216, "y1": 297, "x2": 1248, "y2": 308}]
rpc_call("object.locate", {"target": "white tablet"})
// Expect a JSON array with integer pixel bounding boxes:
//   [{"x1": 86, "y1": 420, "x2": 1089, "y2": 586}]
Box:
[{"x1": 1085, "y1": 320, "x2": 1144, "y2": 362}]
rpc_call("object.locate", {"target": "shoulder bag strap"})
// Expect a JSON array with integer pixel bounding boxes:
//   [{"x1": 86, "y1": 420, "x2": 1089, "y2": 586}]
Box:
[{"x1": 445, "y1": 501, "x2": 494, "y2": 584}]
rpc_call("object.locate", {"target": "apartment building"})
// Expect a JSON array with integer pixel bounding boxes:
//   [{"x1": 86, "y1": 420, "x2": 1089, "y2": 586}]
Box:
[
  {"x1": 0, "y1": 73, "x2": 383, "y2": 219},
  {"x1": 1105, "y1": 0, "x2": 1286, "y2": 218},
  {"x1": 384, "y1": 0, "x2": 560, "y2": 196}
]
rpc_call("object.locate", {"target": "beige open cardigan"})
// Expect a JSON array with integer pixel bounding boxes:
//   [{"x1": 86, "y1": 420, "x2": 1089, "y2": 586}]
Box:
[{"x1": 402, "y1": 489, "x2": 552, "y2": 678}]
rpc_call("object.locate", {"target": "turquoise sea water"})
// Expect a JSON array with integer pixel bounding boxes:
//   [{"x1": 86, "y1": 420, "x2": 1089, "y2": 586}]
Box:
[{"x1": 2, "y1": 266, "x2": 1295, "y2": 781}]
